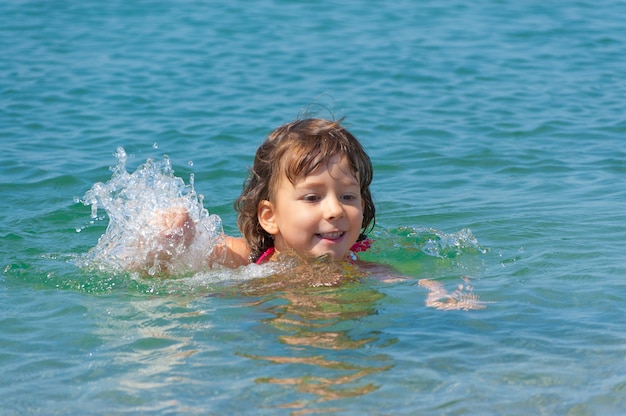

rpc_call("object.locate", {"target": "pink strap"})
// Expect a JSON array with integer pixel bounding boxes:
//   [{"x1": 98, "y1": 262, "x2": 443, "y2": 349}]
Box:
[{"x1": 255, "y1": 247, "x2": 275, "y2": 265}]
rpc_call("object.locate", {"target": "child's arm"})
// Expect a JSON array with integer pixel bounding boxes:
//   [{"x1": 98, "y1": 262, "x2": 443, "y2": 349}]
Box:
[
  {"x1": 148, "y1": 207, "x2": 251, "y2": 272},
  {"x1": 222, "y1": 236, "x2": 251, "y2": 268}
]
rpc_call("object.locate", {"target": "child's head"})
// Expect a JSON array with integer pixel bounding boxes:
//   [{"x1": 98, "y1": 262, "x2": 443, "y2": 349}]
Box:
[{"x1": 235, "y1": 118, "x2": 375, "y2": 262}]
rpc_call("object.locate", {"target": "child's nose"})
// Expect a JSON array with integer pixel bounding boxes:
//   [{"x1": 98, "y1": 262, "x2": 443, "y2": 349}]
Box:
[{"x1": 324, "y1": 195, "x2": 344, "y2": 220}]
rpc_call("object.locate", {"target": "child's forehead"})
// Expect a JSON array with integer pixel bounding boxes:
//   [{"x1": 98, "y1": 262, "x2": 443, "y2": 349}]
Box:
[{"x1": 281, "y1": 154, "x2": 358, "y2": 185}]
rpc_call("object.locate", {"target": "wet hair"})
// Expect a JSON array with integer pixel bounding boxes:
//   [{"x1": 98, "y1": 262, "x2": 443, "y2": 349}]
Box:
[{"x1": 235, "y1": 118, "x2": 376, "y2": 262}]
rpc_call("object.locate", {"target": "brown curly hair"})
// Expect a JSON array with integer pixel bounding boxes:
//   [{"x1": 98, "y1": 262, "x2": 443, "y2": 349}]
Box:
[{"x1": 234, "y1": 118, "x2": 376, "y2": 262}]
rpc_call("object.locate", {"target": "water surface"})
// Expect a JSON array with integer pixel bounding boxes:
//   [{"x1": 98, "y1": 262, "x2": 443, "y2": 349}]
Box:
[{"x1": 2, "y1": 0, "x2": 625, "y2": 414}]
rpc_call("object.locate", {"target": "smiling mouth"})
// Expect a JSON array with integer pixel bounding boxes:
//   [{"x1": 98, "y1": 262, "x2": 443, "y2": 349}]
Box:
[{"x1": 316, "y1": 231, "x2": 345, "y2": 240}]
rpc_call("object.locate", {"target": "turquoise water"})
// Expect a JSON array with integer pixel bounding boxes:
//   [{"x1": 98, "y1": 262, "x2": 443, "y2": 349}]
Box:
[{"x1": 2, "y1": 0, "x2": 626, "y2": 414}]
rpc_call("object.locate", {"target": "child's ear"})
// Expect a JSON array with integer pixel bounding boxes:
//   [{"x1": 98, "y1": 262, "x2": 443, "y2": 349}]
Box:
[{"x1": 258, "y1": 200, "x2": 278, "y2": 235}]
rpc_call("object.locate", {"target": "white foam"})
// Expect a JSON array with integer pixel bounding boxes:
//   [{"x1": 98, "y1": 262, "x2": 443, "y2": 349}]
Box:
[{"x1": 79, "y1": 147, "x2": 226, "y2": 276}]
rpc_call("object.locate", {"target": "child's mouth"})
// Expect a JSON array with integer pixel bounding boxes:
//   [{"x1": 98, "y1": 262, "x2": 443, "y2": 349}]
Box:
[{"x1": 316, "y1": 231, "x2": 345, "y2": 241}]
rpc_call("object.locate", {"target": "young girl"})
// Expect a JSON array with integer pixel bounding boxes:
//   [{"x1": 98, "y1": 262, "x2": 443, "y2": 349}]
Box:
[
  {"x1": 103, "y1": 118, "x2": 483, "y2": 306},
  {"x1": 152, "y1": 117, "x2": 375, "y2": 271}
]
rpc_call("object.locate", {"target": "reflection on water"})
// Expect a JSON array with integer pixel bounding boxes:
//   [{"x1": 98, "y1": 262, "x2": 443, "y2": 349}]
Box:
[
  {"x1": 90, "y1": 297, "x2": 200, "y2": 405},
  {"x1": 240, "y1": 278, "x2": 394, "y2": 414}
]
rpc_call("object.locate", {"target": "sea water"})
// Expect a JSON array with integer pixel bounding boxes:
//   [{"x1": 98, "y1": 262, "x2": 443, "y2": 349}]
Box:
[{"x1": 2, "y1": 0, "x2": 625, "y2": 414}]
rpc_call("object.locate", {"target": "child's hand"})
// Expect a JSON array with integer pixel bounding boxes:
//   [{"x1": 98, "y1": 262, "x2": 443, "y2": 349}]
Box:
[{"x1": 148, "y1": 206, "x2": 196, "y2": 260}]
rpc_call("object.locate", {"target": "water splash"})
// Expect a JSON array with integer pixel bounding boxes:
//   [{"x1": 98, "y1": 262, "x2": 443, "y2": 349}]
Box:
[
  {"x1": 420, "y1": 228, "x2": 486, "y2": 258},
  {"x1": 78, "y1": 147, "x2": 225, "y2": 277},
  {"x1": 371, "y1": 226, "x2": 486, "y2": 259}
]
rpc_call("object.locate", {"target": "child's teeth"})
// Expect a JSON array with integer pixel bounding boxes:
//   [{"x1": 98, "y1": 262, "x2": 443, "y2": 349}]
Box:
[{"x1": 321, "y1": 232, "x2": 342, "y2": 239}]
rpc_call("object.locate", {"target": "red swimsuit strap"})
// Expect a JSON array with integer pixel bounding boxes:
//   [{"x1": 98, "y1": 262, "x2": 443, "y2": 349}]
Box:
[
  {"x1": 350, "y1": 238, "x2": 372, "y2": 253},
  {"x1": 255, "y1": 247, "x2": 275, "y2": 265}
]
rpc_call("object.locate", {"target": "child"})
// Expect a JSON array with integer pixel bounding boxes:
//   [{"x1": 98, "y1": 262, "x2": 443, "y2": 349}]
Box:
[
  {"x1": 99, "y1": 118, "x2": 484, "y2": 307},
  {"x1": 153, "y1": 117, "x2": 376, "y2": 271}
]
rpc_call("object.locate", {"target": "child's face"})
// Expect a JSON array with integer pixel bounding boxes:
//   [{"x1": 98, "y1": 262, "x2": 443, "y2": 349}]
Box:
[{"x1": 259, "y1": 155, "x2": 364, "y2": 261}]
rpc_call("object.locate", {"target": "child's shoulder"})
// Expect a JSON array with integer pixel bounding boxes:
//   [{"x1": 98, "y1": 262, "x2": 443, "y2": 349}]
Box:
[{"x1": 223, "y1": 236, "x2": 251, "y2": 268}]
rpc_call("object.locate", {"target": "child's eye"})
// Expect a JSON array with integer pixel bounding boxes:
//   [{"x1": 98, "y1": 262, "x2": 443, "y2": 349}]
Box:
[
  {"x1": 302, "y1": 194, "x2": 320, "y2": 202},
  {"x1": 341, "y1": 194, "x2": 359, "y2": 202}
]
